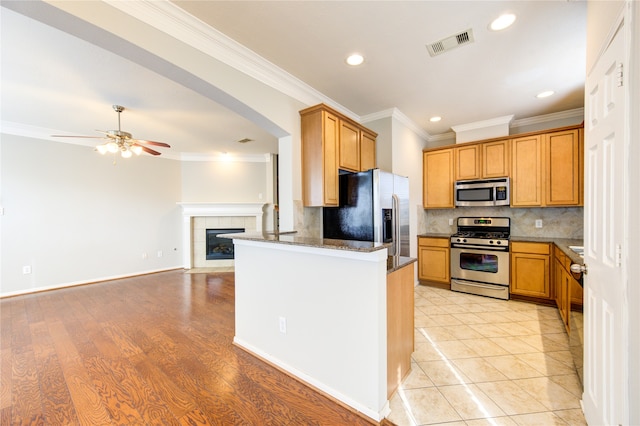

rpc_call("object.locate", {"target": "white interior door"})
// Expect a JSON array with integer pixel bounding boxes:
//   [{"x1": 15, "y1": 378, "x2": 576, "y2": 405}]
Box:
[{"x1": 583, "y1": 19, "x2": 627, "y2": 426}]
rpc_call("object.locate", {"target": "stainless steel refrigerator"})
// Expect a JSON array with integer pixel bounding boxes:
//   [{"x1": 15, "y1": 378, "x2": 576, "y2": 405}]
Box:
[{"x1": 323, "y1": 169, "x2": 409, "y2": 257}]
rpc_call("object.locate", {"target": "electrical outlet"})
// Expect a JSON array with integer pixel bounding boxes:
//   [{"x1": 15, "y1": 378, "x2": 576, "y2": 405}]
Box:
[
  {"x1": 157, "y1": 250, "x2": 163, "y2": 258},
  {"x1": 22, "y1": 265, "x2": 32, "y2": 274},
  {"x1": 535, "y1": 219, "x2": 543, "y2": 228},
  {"x1": 278, "y1": 317, "x2": 287, "y2": 334},
  {"x1": 449, "y1": 218, "x2": 454, "y2": 226},
  {"x1": 142, "y1": 252, "x2": 148, "y2": 259}
]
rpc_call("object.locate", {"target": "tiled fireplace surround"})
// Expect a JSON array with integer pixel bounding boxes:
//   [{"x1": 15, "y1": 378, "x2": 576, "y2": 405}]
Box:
[{"x1": 179, "y1": 203, "x2": 266, "y2": 269}]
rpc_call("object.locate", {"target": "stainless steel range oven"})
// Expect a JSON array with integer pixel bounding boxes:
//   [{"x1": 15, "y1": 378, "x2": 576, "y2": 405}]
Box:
[{"x1": 450, "y1": 217, "x2": 510, "y2": 300}]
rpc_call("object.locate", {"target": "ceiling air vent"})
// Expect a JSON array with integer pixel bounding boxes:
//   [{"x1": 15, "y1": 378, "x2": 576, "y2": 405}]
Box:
[
  {"x1": 236, "y1": 138, "x2": 254, "y2": 143},
  {"x1": 426, "y1": 29, "x2": 475, "y2": 57}
]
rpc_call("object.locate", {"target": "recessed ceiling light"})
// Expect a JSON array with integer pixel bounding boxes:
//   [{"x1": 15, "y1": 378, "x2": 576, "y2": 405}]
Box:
[
  {"x1": 346, "y1": 53, "x2": 364, "y2": 66},
  {"x1": 430, "y1": 116, "x2": 442, "y2": 122},
  {"x1": 536, "y1": 90, "x2": 555, "y2": 98},
  {"x1": 490, "y1": 13, "x2": 516, "y2": 31}
]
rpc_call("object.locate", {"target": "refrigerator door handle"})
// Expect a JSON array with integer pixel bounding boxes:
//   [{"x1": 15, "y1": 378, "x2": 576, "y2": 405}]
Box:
[{"x1": 392, "y1": 194, "x2": 400, "y2": 256}]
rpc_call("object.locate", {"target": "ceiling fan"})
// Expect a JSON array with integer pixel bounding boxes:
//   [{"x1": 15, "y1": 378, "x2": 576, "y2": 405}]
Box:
[{"x1": 52, "y1": 104, "x2": 171, "y2": 158}]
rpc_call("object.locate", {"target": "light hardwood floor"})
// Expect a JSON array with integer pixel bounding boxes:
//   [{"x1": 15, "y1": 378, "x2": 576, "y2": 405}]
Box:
[
  {"x1": 1, "y1": 270, "x2": 586, "y2": 425},
  {"x1": 0, "y1": 270, "x2": 379, "y2": 425}
]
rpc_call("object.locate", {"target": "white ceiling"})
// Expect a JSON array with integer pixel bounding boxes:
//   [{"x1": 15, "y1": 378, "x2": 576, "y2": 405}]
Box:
[{"x1": 1, "y1": 1, "x2": 587, "y2": 160}]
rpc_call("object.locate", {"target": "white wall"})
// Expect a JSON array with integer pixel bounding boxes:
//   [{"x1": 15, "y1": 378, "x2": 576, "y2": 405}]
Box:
[
  {"x1": 1, "y1": 135, "x2": 184, "y2": 296},
  {"x1": 181, "y1": 159, "x2": 268, "y2": 203}
]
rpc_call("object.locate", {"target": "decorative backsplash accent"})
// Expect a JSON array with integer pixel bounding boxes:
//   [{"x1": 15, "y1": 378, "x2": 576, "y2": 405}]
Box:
[{"x1": 422, "y1": 206, "x2": 583, "y2": 239}]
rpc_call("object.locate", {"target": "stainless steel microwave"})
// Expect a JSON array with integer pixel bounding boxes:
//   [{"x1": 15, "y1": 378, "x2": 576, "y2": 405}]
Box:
[{"x1": 455, "y1": 178, "x2": 510, "y2": 207}]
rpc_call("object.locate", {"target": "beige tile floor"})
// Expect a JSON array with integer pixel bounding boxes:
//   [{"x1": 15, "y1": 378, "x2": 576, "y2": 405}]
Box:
[{"x1": 387, "y1": 285, "x2": 587, "y2": 426}]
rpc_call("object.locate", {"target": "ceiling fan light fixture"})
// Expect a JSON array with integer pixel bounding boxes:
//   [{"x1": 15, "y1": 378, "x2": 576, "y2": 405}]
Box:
[
  {"x1": 96, "y1": 144, "x2": 109, "y2": 155},
  {"x1": 106, "y1": 141, "x2": 119, "y2": 153},
  {"x1": 121, "y1": 149, "x2": 132, "y2": 158},
  {"x1": 131, "y1": 145, "x2": 143, "y2": 155}
]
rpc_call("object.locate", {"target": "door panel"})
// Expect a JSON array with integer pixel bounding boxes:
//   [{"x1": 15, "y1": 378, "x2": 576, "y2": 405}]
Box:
[{"x1": 583, "y1": 20, "x2": 626, "y2": 426}]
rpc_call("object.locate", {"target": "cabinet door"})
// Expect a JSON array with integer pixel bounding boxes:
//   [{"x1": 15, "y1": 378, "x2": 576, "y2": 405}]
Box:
[
  {"x1": 511, "y1": 135, "x2": 544, "y2": 206},
  {"x1": 301, "y1": 108, "x2": 339, "y2": 207},
  {"x1": 511, "y1": 251, "x2": 550, "y2": 299},
  {"x1": 322, "y1": 112, "x2": 339, "y2": 206},
  {"x1": 418, "y1": 239, "x2": 450, "y2": 284},
  {"x1": 360, "y1": 130, "x2": 376, "y2": 171},
  {"x1": 455, "y1": 144, "x2": 481, "y2": 181},
  {"x1": 423, "y1": 149, "x2": 454, "y2": 209},
  {"x1": 482, "y1": 140, "x2": 510, "y2": 178},
  {"x1": 570, "y1": 278, "x2": 584, "y2": 308},
  {"x1": 545, "y1": 129, "x2": 581, "y2": 206},
  {"x1": 338, "y1": 120, "x2": 360, "y2": 172},
  {"x1": 555, "y1": 258, "x2": 570, "y2": 331}
]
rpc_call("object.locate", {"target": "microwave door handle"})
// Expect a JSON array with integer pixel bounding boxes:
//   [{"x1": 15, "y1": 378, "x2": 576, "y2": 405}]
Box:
[{"x1": 392, "y1": 194, "x2": 400, "y2": 256}]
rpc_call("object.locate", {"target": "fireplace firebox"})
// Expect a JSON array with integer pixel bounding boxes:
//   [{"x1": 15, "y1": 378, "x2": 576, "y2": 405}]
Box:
[{"x1": 206, "y1": 228, "x2": 244, "y2": 260}]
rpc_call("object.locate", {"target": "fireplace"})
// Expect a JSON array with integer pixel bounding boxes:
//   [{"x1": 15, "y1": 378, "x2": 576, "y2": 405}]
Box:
[
  {"x1": 206, "y1": 228, "x2": 244, "y2": 260},
  {"x1": 178, "y1": 202, "x2": 266, "y2": 269}
]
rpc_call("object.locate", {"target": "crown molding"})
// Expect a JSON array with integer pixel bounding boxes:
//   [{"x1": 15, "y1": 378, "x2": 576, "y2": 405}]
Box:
[
  {"x1": 360, "y1": 108, "x2": 431, "y2": 141},
  {"x1": 179, "y1": 152, "x2": 271, "y2": 162},
  {"x1": 1, "y1": 121, "x2": 269, "y2": 162},
  {"x1": 103, "y1": 0, "x2": 359, "y2": 121},
  {"x1": 451, "y1": 115, "x2": 514, "y2": 133},
  {"x1": 511, "y1": 107, "x2": 584, "y2": 128}
]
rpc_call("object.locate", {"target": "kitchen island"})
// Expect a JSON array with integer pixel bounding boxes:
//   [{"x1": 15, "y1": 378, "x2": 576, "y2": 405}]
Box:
[{"x1": 221, "y1": 232, "x2": 415, "y2": 422}]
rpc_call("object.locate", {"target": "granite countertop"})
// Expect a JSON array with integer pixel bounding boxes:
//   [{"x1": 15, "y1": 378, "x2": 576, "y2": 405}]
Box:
[
  {"x1": 387, "y1": 256, "x2": 417, "y2": 274},
  {"x1": 418, "y1": 233, "x2": 584, "y2": 265},
  {"x1": 219, "y1": 231, "x2": 390, "y2": 253},
  {"x1": 417, "y1": 233, "x2": 451, "y2": 239},
  {"x1": 220, "y1": 232, "x2": 417, "y2": 272}
]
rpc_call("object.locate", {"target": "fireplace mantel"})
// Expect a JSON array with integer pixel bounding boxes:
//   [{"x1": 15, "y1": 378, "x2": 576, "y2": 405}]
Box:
[
  {"x1": 178, "y1": 202, "x2": 267, "y2": 269},
  {"x1": 178, "y1": 202, "x2": 267, "y2": 218}
]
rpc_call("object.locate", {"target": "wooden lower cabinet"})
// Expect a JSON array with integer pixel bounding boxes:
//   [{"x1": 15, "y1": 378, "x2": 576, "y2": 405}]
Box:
[
  {"x1": 418, "y1": 237, "x2": 450, "y2": 286},
  {"x1": 510, "y1": 242, "x2": 551, "y2": 300},
  {"x1": 555, "y1": 257, "x2": 571, "y2": 332},
  {"x1": 553, "y1": 245, "x2": 584, "y2": 334},
  {"x1": 387, "y1": 262, "x2": 415, "y2": 398}
]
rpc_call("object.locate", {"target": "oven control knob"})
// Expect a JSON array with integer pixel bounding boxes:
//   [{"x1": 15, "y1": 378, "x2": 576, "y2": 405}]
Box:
[
  {"x1": 463, "y1": 239, "x2": 467, "y2": 243},
  {"x1": 489, "y1": 240, "x2": 494, "y2": 244},
  {"x1": 496, "y1": 241, "x2": 501, "y2": 245}
]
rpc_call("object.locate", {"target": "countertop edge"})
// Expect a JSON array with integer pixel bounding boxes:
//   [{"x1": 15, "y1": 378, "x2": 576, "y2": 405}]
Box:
[{"x1": 219, "y1": 232, "x2": 391, "y2": 253}]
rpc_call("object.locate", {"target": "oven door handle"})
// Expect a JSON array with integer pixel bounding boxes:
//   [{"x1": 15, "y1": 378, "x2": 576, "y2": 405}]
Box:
[
  {"x1": 452, "y1": 279, "x2": 509, "y2": 291},
  {"x1": 451, "y1": 243, "x2": 509, "y2": 252}
]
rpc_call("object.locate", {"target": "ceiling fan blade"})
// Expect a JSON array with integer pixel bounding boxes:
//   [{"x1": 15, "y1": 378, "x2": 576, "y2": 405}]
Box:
[
  {"x1": 51, "y1": 135, "x2": 104, "y2": 138},
  {"x1": 138, "y1": 145, "x2": 162, "y2": 156},
  {"x1": 135, "y1": 139, "x2": 171, "y2": 148}
]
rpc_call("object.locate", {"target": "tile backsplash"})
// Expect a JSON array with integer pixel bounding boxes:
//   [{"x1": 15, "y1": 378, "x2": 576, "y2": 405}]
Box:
[{"x1": 422, "y1": 206, "x2": 583, "y2": 239}]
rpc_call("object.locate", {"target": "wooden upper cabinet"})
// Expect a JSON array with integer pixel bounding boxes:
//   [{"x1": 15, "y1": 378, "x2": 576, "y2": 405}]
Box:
[
  {"x1": 545, "y1": 129, "x2": 582, "y2": 206},
  {"x1": 360, "y1": 130, "x2": 377, "y2": 172},
  {"x1": 454, "y1": 144, "x2": 481, "y2": 180},
  {"x1": 300, "y1": 107, "x2": 339, "y2": 207},
  {"x1": 482, "y1": 140, "x2": 510, "y2": 178},
  {"x1": 511, "y1": 134, "x2": 544, "y2": 207},
  {"x1": 454, "y1": 140, "x2": 510, "y2": 181},
  {"x1": 423, "y1": 149, "x2": 454, "y2": 209},
  {"x1": 339, "y1": 120, "x2": 360, "y2": 172},
  {"x1": 300, "y1": 104, "x2": 377, "y2": 206}
]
